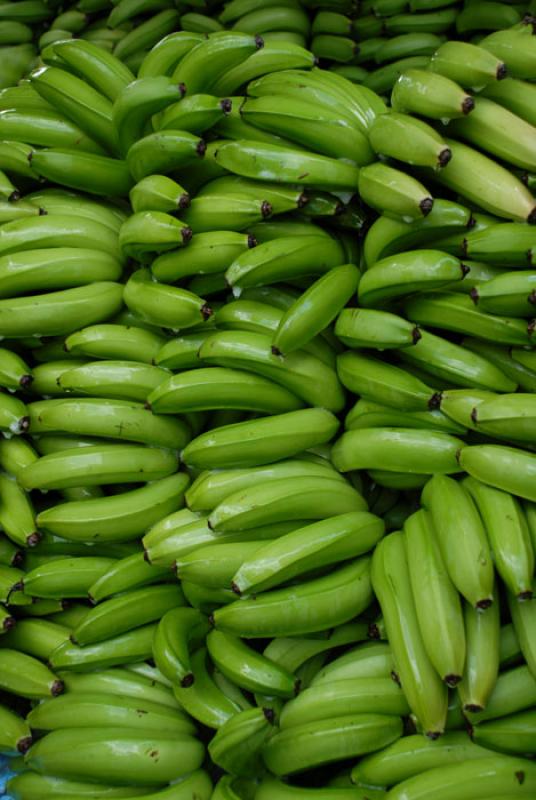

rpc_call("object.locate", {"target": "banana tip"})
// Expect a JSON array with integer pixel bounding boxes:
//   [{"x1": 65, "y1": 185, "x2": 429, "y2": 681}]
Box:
[
  {"x1": 261, "y1": 200, "x2": 273, "y2": 218},
  {"x1": 470, "y1": 286, "x2": 479, "y2": 304},
  {"x1": 255, "y1": 34, "x2": 264, "y2": 49},
  {"x1": 2, "y1": 615, "x2": 15, "y2": 631},
  {"x1": 196, "y1": 140, "x2": 207, "y2": 157},
  {"x1": 20, "y1": 415, "x2": 30, "y2": 433},
  {"x1": 178, "y1": 193, "x2": 191, "y2": 210},
  {"x1": 247, "y1": 233, "x2": 257, "y2": 248},
  {"x1": 444, "y1": 674, "x2": 461, "y2": 688},
  {"x1": 26, "y1": 532, "x2": 41, "y2": 548},
  {"x1": 201, "y1": 303, "x2": 213, "y2": 321},
  {"x1": 220, "y1": 98, "x2": 232, "y2": 114},
  {"x1": 527, "y1": 207, "x2": 536, "y2": 225},
  {"x1": 19, "y1": 374, "x2": 33, "y2": 390},
  {"x1": 518, "y1": 589, "x2": 534, "y2": 601},
  {"x1": 462, "y1": 96, "x2": 475, "y2": 115},
  {"x1": 428, "y1": 392, "x2": 442, "y2": 410},
  {"x1": 231, "y1": 581, "x2": 241, "y2": 596},
  {"x1": 8, "y1": 190, "x2": 20, "y2": 202},
  {"x1": 367, "y1": 622, "x2": 381, "y2": 639},
  {"x1": 263, "y1": 707, "x2": 276, "y2": 724},
  {"x1": 464, "y1": 703, "x2": 483, "y2": 713},
  {"x1": 271, "y1": 345, "x2": 282, "y2": 357},
  {"x1": 438, "y1": 148, "x2": 451, "y2": 168},
  {"x1": 419, "y1": 197, "x2": 433, "y2": 217},
  {"x1": 476, "y1": 598, "x2": 493, "y2": 610},
  {"x1": 496, "y1": 63, "x2": 507, "y2": 80},
  {"x1": 51, "y1": 679, "x2": 64, "y2": 696},
  {"x1": 425, "y1": 731, "x2": 443, "y2": 740},
  {"x1": 17, "y1": 736, "x2": 33, "y2": 755},
  {"x1": 180, "y1": 673, "x2": 194, "y2": 688}
]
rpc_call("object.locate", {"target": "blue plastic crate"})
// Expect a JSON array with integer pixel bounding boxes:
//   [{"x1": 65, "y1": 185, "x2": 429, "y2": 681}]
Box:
[{"x1": 0, "y1": 755, "x2": 16, "y2": 800}]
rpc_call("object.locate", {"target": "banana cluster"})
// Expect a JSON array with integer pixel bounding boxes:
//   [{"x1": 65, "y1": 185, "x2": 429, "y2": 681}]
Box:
[{"x1": 0, "y1": 1, "x2": 535, "y2": 799}]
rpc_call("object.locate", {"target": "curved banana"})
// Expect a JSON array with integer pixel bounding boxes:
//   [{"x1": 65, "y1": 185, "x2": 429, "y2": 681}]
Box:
[
  {"x1": 480, "y1": 26, "x2": 536, "y2": 81},
  {"x1": 49, "y1": 623, "x2": 158, "y2": 672},
  {"x1": 1, "y1": 617, "x2": 70, "y2": 660},
  {"x1": 371, "y1": 532, "x2": 448, "y2": 737},
  {"x1": 88, "y1": 552, "x2": 171, "y2": 604},
  {"x1": 422, "y1": 475, "x2": 494, "y2": 609},
  {"x1": 52, "y1": 38, "x2": 134, "y2": 102},
  {"x1": 404, "y1": 509, "x2": 465, "y2": 686},
  {"x1": 369, "y1": 111, "x2": 450, "y2": 170},
  {"x1": 65, "y1": 324, "x2": 165, "y2": 364},
  {"x1": 209, "y1": 706, "x2": 275, "y2": 778},
  {"x1": 0, "y1": 648, "x2": 63, "y2": 699},
  {"x1": 212, "y1": 557, "x2": 372, "y2": 637},
  {"x1": 391, "y1": 68, "x2": 474, "y2": 119},
  {"x1": 29, "y1": 148, "x2": 133, "y2": 197},
  {"x1": 22, "y1": 555, "x2": 116, "y2": 599},
  {"x1": 123, "y1": 268, "x2": 212, "y2": 329},
  {"x1": 210, "y1": 40, "x2": 315, "y2": 96},
  {"x1": 59, "y1": 361, "x2": 169, "y2": 403},
  {"x1": 508, "y1": 588, "x2": 536, "y2": 681},
  {"x1": 0, "y1": 702, "x2": 32, "y2": 755},
  {"x1": 152, "y1": 231, "x2": 254, "y2": 283},
  {"x1": 263, "y1": 714, "x2": 403, "y2": 777},
  {"x1": 172, "y1": 31, "x2": 263, "y2": 94},
  {"x1": 336, "y1": 308, "x2": 420, "y2": 351},
  {"x1": 126, "y1": 129, "x2": 206, "y2": 183},
  {"x1": 113, "y1": 9, "x2": 181, "y2": 63},
  {"x1": 152, "y1": 607, "x2": 209, "y2": 687},
  {"x1": 58, "y1": 666, "x2": 179, "y2": 709},
  {"x1": 358, "y1": 162, "x2": 434, "y2": 221},
  {"x1": 459, "y1": 443, "x2": 536, "y2": 503},
  {"x1": 37, "y1": 473, "x2": 190, "y2": 543},
  {"x1": 0, "y1": 472, "x2": 39, "y2": 547},
  {"x1": 138, "y1": 31, "x2": 205, "y2": 79},
  {"x1": 130, "y1": 174, "x2": 190, "y2": 215},
  {"x1": 481, "y1": 76, "x2": 536, "y2": 127},
  {"x1": 112, "y1": 76, "x2": 184, "y2": 156}
]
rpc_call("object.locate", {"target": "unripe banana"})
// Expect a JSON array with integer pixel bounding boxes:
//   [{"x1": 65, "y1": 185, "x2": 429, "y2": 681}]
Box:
[
  {"x1": 0, "y1": 473, "x2": 39, "y2": 548},
  {"x1": 126, "y1": 129, "x2": 206, "y2": 183},
  {"x1": 65, "y1": 324, "x2": 165, "y2": 364},
  {"x1": 0, "y1": 702, "x2": 32, "y2": 755},
  {"x1": 336, "y1": 308, "x2": 420, "y2": 350},
  {"x1": 391, "y1": 68, "x2": 474, "y2": 119},
  {"x1": 209, "y1": 706, "x2": 275, "y2": 779},
  {"x1": 1, "y1": 617, "x2": 70, "y2": 660},
  {"x1": 481, "y1": 76, "x2": 536, "y2": 127},
  {"x1": 52, "y1": 38, "x2": 134, "y2": 102},
  {"x1": 508, "y1": 586, "x2": 536, "y2": 681},
  {"x1": 460, "y1": 443, "x2": 536, "y2": 503},
  {"x1": 369, "y1": 111, "x2": 451, "y2": 170},
  {"x1": 358, "y1": 162, "x2": 434, "y2": 222},
  {"x1": 123, "y1": 267, "x2": 212, "y2": 330},
  {"x1": 58, "y1": 666, "x2": 179, "y2": 709},
  {"x1": 429, "y1": 40, "x2": 507, "y2": 89},
  {"x1": 480, "y1": 27, "x2": 536, "y2": 81},
  {"x1": 0, "y1": 648, "x2": 63, "y2": 699},
  {"x1": 371, "y1": 532, "x2": 448, "y2": 737},
  {"x1": 213, "y1": 557, "x2": 372, "y2": 638}
]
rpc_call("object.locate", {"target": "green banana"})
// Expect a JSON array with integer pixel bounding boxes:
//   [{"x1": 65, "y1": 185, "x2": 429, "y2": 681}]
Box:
[
  {"x1": 152, "y1": 606, "x2": 209, "y2": 687},
  {"x1": 88, "y1": 552, "x2": 171, "y2": 603},
  {"x1": 508, "y1": 587, "x2": 536, "y2": 680},
  {"x1": 404, "y1": 509, "x2": 465, "y2": 686},
  {"x1": 25, "y1": 727, "x2": 204, "y2": 786},
  {"x1": 429, "y1": 40, "x2": 507, "y2": 89},
  {"x1": 460, "y1": 443, "x2": 536, "y2": 503},
  {"x1": 7, "y1": 771, "x2": 159, "y2": 799},
  {"x1": 172, "y1": 31, "x2": 263, "y2": 94},
  {"x1": 336, "y1": 308, "x2": 421, "y2": 350},
  {"x1": 52, "y1": 38, "x2": 134, "y2": 102},
  {"x1": 126, "y1": 129, "x2": 206, "y2": 183},
  {"x1": 152, "y1": 231, "x2": 254, "y2": 283},
  {"x1": 351, "y1": 731, "x2": 495, "y2": 788},
  {"x1": 467, "y1": 663, "x2": 536, "y2": 725},
  {"x1": 58, "y1": 666, "x2": 180, "y2": 709},
  {"x1": 112, "y1": 76, "x2": 184, "y2": 156},
  {"x1": 464, "y1": 476, "x2": 534, "y2": 599},
  {"x1": 480, "y1": 26, "x2": 536, "y2": 80},
  {"x1": 21, "y1": 556, "x2": 115, "y2": 599},
  {"x1": 369, "y1": 111, "x2": 451, "y2": 170},
  {"x1": 113, "y1": 9, "x2": 181, "y2": 62},
  {"x1": 460, "y1": 222, "x2": 535, "y2": 267},
  {"x1": 1, "y1": 617, "x2": 70, "y2": 659},
  {"x1": 311, "y1": 641, "x2": 394, "y2": 686},
  {"x1": 119, "y1": 214, "x2": 193, "y2": 263},
  {"x1": 29, "y1": 148, "x2": 133, "y2": 197},
  {"x1": 137, "y1": 31, "x2": 204, "y2": 79},
  {"x1": 123, "y1": 268, "x2": 212, "y2": 329},
  {"x1": 156, "y1": 94, "x2": 231, "y2": 134},
  {"x1": 59, "y1": 361, "x2": 169, "y2": 403},
  {"x1": 209, "y1": 706, "x2": 275, "y2": 778},
  {"x1": 0, "y1": 472, "x2": 39, "y2": 547},
  {"x1": 49, "y1": 623, "x2": 158, "y2": 672},
  {"x1": 332, "y1": 428, "x2": 464, "y2": 475},
  {"x1": 130, "y1": 175, "x2": 190, "y2": 215},
  {"x1": 37, "y1": 473, "x2": 189, "y2": 542},
  {"x1": 358, "y1": 162, "x2": 434, "y2": 221},
  {"x1": 0, "y1": 108, "x2": 105, "y2": 153},
  {"x1": 346, "y1": 398, "x2": 465, "y2": 435},
  {"x1": 422, "y1": 475, "x2": 494, "y2": 608},
  {"x1": 213, "y1": 139, "x2": 360, "y2": 190},
  {"x1": 371, "y1": 532, "x2": 448, "y2": 737},
  {"x1": 0, "y1": 648, "x2": 63, "y2": 698},
  {"x1": 263, "y1": 714, "x2": 403, "y2": 776},
  {"x1": 337, "y1": 351, "x2": 439, "y2": 411},
  {"x1": 474, "y1": 271, "x2": 536, "y2": 317},
  {"x1": 254, "y1": 779, "x2": 385, "y2": 800},
  {"x1": 199, "y1": 330, "x2": 345, "y2": 412},
  {"x1": 404, "y1": 291, "x2": 533, "y2": 346},
  {"x1": 65, "y1": 324, "x2": 165, "y2": 364},
  {"x1": 358, "y1": 249, "x2": 468, "y2": 307},
  {"x1": 0, "y1": 702, "x2": 32, "y2": 755},
  {"x1": 232, "y1": 511, "x2": 383, "y2": 595},
  {"x1": 481, "y1": 76, "x2": 536, "y2": 127},
  {"x1": 471, "y1": 709, "x2": 536, "y2": 756},
  {"x1": 391, "y1": 68, "x2": 474, "y2": 119}
]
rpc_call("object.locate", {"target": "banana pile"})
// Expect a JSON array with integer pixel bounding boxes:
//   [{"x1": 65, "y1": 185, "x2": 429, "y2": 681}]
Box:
[{"x1": 0, "y1": 0, "x2": 535, "y2": 799}]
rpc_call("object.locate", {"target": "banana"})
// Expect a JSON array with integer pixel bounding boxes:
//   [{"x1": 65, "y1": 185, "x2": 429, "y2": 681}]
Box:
[
  {"x1": 21, "y1": 556, "x2": 115, "y2": 599},
  {"x1": 457, "y1": 1, "x2": 521, "y2": 33},
  {"x1": 212, "y1": 557, "x2": 372, "y2": 637},
  {"x1": 0, "y1": 1, "x2": 51, "y2": 23},
  {"x1": 113, "y1": 9, "x2": 180, "y2": 63},
  {"x1": 213, "y1": 139, "x2": 360, "y2": 190},
  {"x1": 471, "y1": 709, "x2": 536, "y2": 756},
  {"x1": 208, "y1": 473, "x2": 366, "y2": 532},
  {"x1": 210, "y1": 40, "x2": 316, "y2": 96},
  {"x1": 179, "y1": 192, "x2": 275, "y2": 233},
  {"x1": 29, "y1": 148, "x2": 132, "y2": 197},
  {"x1": 352, "y1": 731, "x2": 495, "y2": 788},
  {"x1": 404, "y1": 292, "x2": 533, "y2": 346},
  {"x1": 225, "y1": 234, "x2": 346, "y2": 290},
  {"x1": 241, "y1": 94, "x2": 373, "y2": 164},
  {"x1": 181, "y1": 408, "x2": 338, "y2": 470},
  {"x1": 480, "y1": 26, "x2": 536, "y2": 80},
  {"x1": 312, "y1": 10, "x2": 352, "y2": 35},
  {"x1": 263, "y1": 622, "x2": 368, "y2": 677},
  {"x1": 138, "y1": 31, "x2": 205, "y2": 79},
  {"x1": 0, "y1": 108, "x2": 105, "y2": 154},
  {"x1": 209, "y1": 706, "x2": 275, "y2": 778},
  {"x1": 369, "y1": 111, "x2": 451, "y2": 170},
  {"x1": 385, "y1": 7, "x2": 458, "y2": 34},
  {"x1": 0, "y1": 648, "x2": 63, "y2": 698},
  {"x1": 185, "y1": 458, "x2": 341, "y2": 512},
  {"x1": 279, "y1": 677, "x2": 409, "y2": 730},
  {"x1": 0, "y1": 472, "x2": 40, "y2": 547},
  {"x1": 0, "y1": 195, "x2": 41, "y2": 225},
  {"x1": 337, "y1": 351, "x2": 439, "y2": 412},
  {"x1": 0, "y1": 20, "x2": 33, "y2": 45},
  {"x1": 508, "y1": 588, "x2": 536, "y2": 680},
  {"x1": 88, "y1": 552, "x2": 171, "y2": 603},
  {"x1": 72, "y1": 584, "x2": 184, "y2": 647},
  {"x1": 171, "y1": 31, "x2": 263, "y2": 93},
  {"x1": 254, "y1": 779, "x2": 385, "y2": 800},
  {"x1": 311, "y1": 641, "x2": 395, "y2": 687},
  {"x1": 335, "y1": 308, "x2": 421, "y2": 350},
  {"x1": 467, "y1": 663, "x2": 536, "y2": 725},
  {"x1": 58, "y1": 666, "x2": 180, "y2": 709},
  {"x1": 30, "y1": 65, "x2": 117, "y2": 155},
  {"x1": 28, "y1": 692, "x2": 195, "y2": 738},
  {"x1": 371, "y1": 532, "x2": 448, "y2": 737},
  {"x1": 26, "y1": 187, "x2": 127, "y2": 231},
  {"x1": 447, "y1": 97, "x2": 536, "y2": 172},
  {"x1": 460, "y1": 443, "x2": 536, "y2": 503},
  {"x1": 0, "y1": 602, "x2": 15, "y2": 632},
  {"x1": 155, "y1": 94, "x2": 231, "y2": 134},
  {"x1": 429, "y1": 40, "x2": 507, "y2": 89},
  {"x1": 1, "y1": 617, "x2": 70, "y2": 659},
  {"x1": 358, "y1": 249, "x2": 468, "y2": 307},
  {"x1": 0, "y1": 247, "x2": 122, "y2": 299},
  {"x1": 25, "y1": 727, "x2": 204, "y2": 786},
  {"x1": 199, "y1": 330, "x2": 345, "y2": 412},
  {"x1": 0, "y1": 168, "x2": 19, "y2": 201},
  {"x1": 391, "y1": 68, "x2": 474, "y2": 119},
  {"x1": 404, "y1": 509, "x2": 465, "y2": 686},
  {"x1": 37, "y1": 473, "x2": 189, "y2": 542},
  {"x1": 469, "y1": 394, "x2": 536, "y2": 445},
  {"x1": 232, "y1": 511, "x2": 383, "y2": 595},
  {"x1": 19, "y1": 444, "x2": 178, "y2": 490},
  {"x1": 59, "y1": 361, "x2": 169, "y2": 403},
  {"x1": 112, "y1": 77, "x2": 184, "y2": 157},
  {"x1": 464, "y1": 476, "x2": 534, "y2": 599},
  {"x1": 398, "y1": 329, "x2": 517, "y2": 392},
  {"x1": 271, "y1": 264, "x2": 358, "y2": 355},
  {"x1": 199, "y1": 176, "x2": 308, "y2": 216},
  {"x1": 430, "y1": 138, "x2": 536, "y2": 224},
  {"x1": 181, "y1": 11, "x2": 224, "y2": 34},
  {"x1": 422, "y1": 475, "x2": 494, "y2": 608},
  {"x1": 0, "y1": 140, "x2": 38, "y2": 179},
  {"x1": 119, "y1": 213, "x2": 193, "y2": 263},
  {"x1": 0, "y1": 348, "x2": 31, "y2": 391},
  {"x1": 148, "y1": 367, "x2": 303, "y2": 415},
  {"x1": 27, "y1": 397, "x2": 190, "y2": 449},
  {"x1": 0, "y1": 562, "x2": 29, "y2": 605},
  {"x1": 332, "y1": 428, "x2": 464, "y2": 475},
  {"x1": 152, "y1": 231, "x2": 254, "y2": 283},
  {"x1": 0, "y1": 532, "x2": 23, "y2": 567},
  {"x1": 366, "y1": 55, "x2": 433, "y2": 95},
  {"x1": 375, "y1": 31, "x2": 443, "y2": 63},
  {"x1": 0, "y1": 703, "x2": 32, "y2": 755},
  {"x1": 7, "y1": 772, "x2": 158, "y2": 799},
  {"x1": 182, "y1": 580, "x2": 235, "y2": 613},
  {"x1": 481, "y1": 76, "x2": 536, "y2": 128},
  {"x1": 263, "y1": 714, "x2": 403, "y2": 777},
  {"x1": 346, "y1": 399, "x2": 465, "y2": 435},
  {"x1": 463, "y1": 340, "x2": 536, "y2": 394},
  {"x1": 460, "y1": 222, "x2": 535, "y2": 267},
  {"x1": 49, "y1": 623, "x2": 158, "y2": 672},
  {"x1": 0, "y1": 212, "x2": 123, "y2": 261},
  {"x1": 152, "y1": 607, "x2": 209, "y2": 687},
  {"x1": 126, "y1": 130, "x2": 206, "y2": 183},
  {"x1": 207, "y1": 629, "x2": 296, "y2": 697},
  {"x1": 130, "y1": 175, "x2": 190, "y2": 216},
  {"x1": 474, "y1": 271, "x2": 536, "y2": 317},
  {"x1": 51, "y1": 39, "x2": 134, "y2": 102},
  {"x1": 123, "y1": 267, "x2": 212, "y2": 330},
  {"x1": 65, "y1": 324, "x2": 165, "y2": 364}
]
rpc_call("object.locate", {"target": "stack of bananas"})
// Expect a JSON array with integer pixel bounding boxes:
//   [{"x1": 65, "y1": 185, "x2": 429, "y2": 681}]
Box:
[{"x1": 0, "y1": 1, "x2": 535, "y2": 799}]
